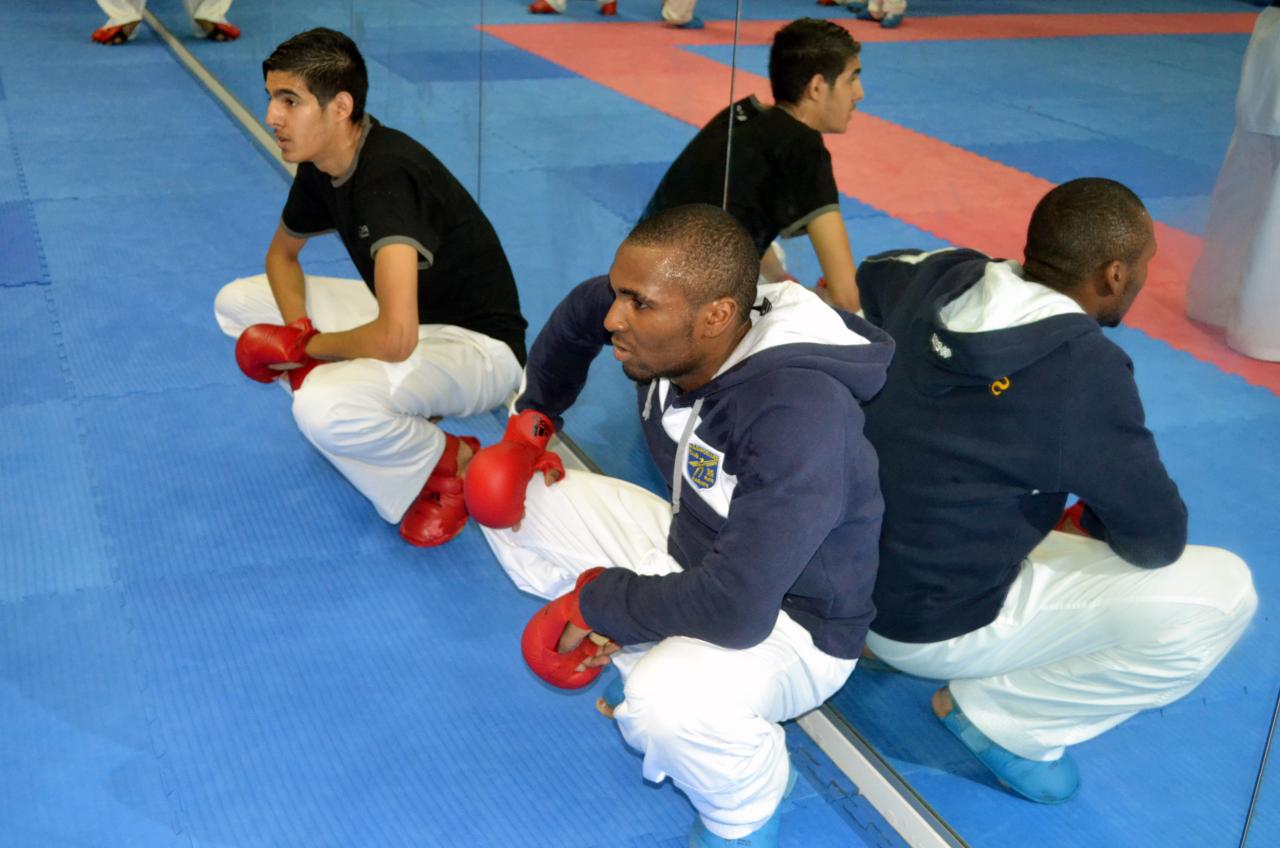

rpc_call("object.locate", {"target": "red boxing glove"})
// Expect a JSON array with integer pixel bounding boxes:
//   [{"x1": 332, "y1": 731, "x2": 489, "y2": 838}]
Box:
[
  {"x1": 235, "y1": 317, "x2": 318, "y2": 383},
  {"x1": 464, "y1": 409, "x2": 564, "y2": 528},
  {"x1": 287, "y1": 357, "x2": 323, "y2": 392},
  {"x1": 1054, "y1": 501, "x2": 1096, "y2": 538},
  {"x1": 521, "y1": 567, "x2": 607, "y2": 689}
]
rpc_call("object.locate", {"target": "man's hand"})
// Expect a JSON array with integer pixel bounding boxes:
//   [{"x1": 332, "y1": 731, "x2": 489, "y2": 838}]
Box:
[
  {"x1": 557, "y1": 622, "x2": 620, "y2": 670},
  {"x1": 235, "y1": 317, "x2": 318, "y2": 382},
  {"x1": 464, "y1": 409, "x2": 565, "y2": 528},
  {"x1": 522, "y1": 567, "x2": 614, "y2": 689}
]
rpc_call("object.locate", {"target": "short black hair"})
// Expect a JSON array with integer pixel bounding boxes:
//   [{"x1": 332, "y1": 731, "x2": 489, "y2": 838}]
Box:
[
  {"x1": 625, "y1": 204, "x2": 759, "y2": 322},
  {"x1": 769, "y1": 18, "x2": 861, "y2": 106},
  {"x1": 1023, "y1": 178, "x2": 1151, "y2": 293},
  {"x1": 263, "y1": 28, "x2": 368, "y2": 124}
]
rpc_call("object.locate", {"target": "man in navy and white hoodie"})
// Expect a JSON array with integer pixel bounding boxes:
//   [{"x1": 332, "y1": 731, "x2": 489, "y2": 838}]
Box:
[
  {"x1": 464, "y1": 204, "x2": 893, "y2": 847},
  {"x1": 857, "y1": 178, "x2": 1257, "y2": 804}
]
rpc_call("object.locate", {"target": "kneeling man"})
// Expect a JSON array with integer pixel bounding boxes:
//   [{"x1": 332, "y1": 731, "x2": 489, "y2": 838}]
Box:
[
  {"x1": 857, "y1": 178, "x2": 1257, "y2": 803},
  {"x1": 467, "y1": 205, "x2": 893, "y2": 847}
]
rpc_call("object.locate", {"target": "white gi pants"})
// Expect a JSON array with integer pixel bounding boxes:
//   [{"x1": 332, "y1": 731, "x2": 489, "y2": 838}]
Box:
[
  {"x1": 1186, "y1": 7, "x2": 1280, "y2": 361},
  {"x1": 836, "y1": 0, "x2": 908, "y2": 14},
  {"x1": 866, "y1": 532, "x2": 1257, "y2": 762},
  {"x1": 214, "y1": 274, "x2": 522, "y2": 523},
  {"x1": 661, "y1": 0, "x2": 698, "y2": 25},
  {"x1": 481, "y1": 471, "x2": 856, "y2": 840},
  {"x1": 98, "y1": 1, "x2": 233, "y2": 34}
]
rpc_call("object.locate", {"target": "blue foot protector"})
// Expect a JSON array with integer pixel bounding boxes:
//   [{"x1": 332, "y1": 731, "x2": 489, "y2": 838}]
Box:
[
  {"x1": 599, "y1": 673, "x2": 625, "y2": 713},
  {"x1": 939, "y1": 702, "x2": 1080, "y2": 804},
  {"x1": 854, "y1": 7, "x2": 876, "y2": 20},
  {"x1": 688, "y1": 763, "x2": 797, "y2": 847},
  {"x1": 675, "y1": 16, "x2": 705, "y2": 29},
  {"x1": 880, "y1": 13, "x2": 903, "y2": 28}
]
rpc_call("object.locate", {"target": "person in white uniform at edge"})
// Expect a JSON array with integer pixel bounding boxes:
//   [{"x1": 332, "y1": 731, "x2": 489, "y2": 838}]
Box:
[
  {"x1": 214, "y1": 28, "x2": 527, "y2": 548},
  {"x1": 92, "y1": 0, "x2": 239, "y2": 45},
  {"x1": 462, "y1": 204, "x2": 894, "y2": 848},
  {"x1": 856, "y1": 178, "x2": 1258, "y2": 804},
  {"x1": 1186, "y1": 1, "x2": 1280, "y2": 361}
]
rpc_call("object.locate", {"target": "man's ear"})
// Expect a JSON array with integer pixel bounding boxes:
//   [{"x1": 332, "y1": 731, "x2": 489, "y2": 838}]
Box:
[
  {"x1": 699, "y1": 297, "x2": 741, "y2": 339},
  {"x1": 803, "y1": 72, "x2": 828, "y2": 103},
  {"x1": 1099, "y1": 258, "x2": 1126, "y2": 299},
  {"x1": 328, "y1": 91, "x2": 355, "y2": 123}
]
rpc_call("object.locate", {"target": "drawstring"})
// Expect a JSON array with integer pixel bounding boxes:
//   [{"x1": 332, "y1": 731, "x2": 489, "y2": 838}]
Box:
[
  {"x1": 642, "y1": 380, "x2": 657, "y2": 420},
  {"x1": 670, "y1": 397, "x2": 704, "y2": 515}
]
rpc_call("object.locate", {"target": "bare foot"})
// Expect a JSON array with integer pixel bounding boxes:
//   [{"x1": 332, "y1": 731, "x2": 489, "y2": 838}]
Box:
[
  {"x1": 596, "y1": 698, "x2": 616, "y2": 719},
  {"x1": 454, "y1": 438, "x2": 475, "y2": 477},
  {"x1": 931, "y1": 686, "x2": 954, "y2": 719}
]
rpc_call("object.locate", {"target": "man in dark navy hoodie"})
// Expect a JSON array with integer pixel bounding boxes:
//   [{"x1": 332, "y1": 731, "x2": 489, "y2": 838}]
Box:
[
  {"x1": 856, "y1": 178, "x2": 1257, "y2": 804},
  {"x1": 464, "y1": 204, "x2": 894, "y2": 847}
]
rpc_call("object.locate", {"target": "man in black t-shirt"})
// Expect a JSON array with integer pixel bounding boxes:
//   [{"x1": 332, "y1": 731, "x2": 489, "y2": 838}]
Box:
[
  {"x1": 214, "y1": 28, "x2": 528, "y2": 548},
  {"x1": 641, "y1": 18, "x2": 864, "y2": 311}
]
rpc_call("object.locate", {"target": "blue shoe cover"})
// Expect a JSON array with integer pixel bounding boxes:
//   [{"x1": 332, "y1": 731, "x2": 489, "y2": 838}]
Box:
[
  {"x1": 940, "y1": 704, "x2": 1080, "y2": 804},
  {"x1": 688, "y1": 766, "x2": 797, "y2": 847},
  {"x1": 880, "y1": 13, "x2": 903, "y2": 27},
  {"x1": 601, "y1": 674, "x2": 625, "y2": 710}
]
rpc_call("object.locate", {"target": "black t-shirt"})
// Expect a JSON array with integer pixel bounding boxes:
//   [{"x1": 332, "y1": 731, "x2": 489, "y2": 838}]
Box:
[
  {"x1": 641, "y1": 96, "x2": 841, "y2": 257},
  {"x1": 282, "y1": 117, "x2": 527, "y2": 363}
]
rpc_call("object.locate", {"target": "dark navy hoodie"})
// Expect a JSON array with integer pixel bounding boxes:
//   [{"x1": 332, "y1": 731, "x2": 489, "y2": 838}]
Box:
[
  {"x1": 517, "y1": 277, "x2": 895, "y2": 659},
  {"x1": 858, "y1": 248, "x2": 1188, "y2": 644}
]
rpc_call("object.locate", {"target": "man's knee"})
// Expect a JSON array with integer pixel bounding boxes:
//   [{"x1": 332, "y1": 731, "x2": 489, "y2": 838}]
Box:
[
  {"x1": 213, "y1": 276, "x2": 267, "y2": 336},
  {"x1": 1166, "y1": 546, "x2": 1257, "y2": 621},
  {"x1": 617, "y1": 649, "x2": 739, "y2": 753},
  {"x1": 1121, "y1": 548, "x2": 1257, "y2": 668},
  {"x1": 290, "y1": 375, "x2": 364, "y2": 454}
]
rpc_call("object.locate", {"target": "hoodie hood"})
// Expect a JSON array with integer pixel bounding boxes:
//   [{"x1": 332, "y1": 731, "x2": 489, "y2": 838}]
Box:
[
  {"x1": 678, "y1": 281, "x2": 895, "y2": 406},
  {"x1": 642, "y1": 281, "x2": 893, "y2": 517},
  {"x1": 909, "y1": 256, "x2": 1096, "y2": 389}
]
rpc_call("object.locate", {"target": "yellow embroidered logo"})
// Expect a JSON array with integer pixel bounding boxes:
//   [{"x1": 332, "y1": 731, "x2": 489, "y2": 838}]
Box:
[
  {"x1": 990, "y1": 377, "x2": 1011, "y2": 396},
  {"x1": 686, "y1": 444, "x2": 719, "y2": 490}
]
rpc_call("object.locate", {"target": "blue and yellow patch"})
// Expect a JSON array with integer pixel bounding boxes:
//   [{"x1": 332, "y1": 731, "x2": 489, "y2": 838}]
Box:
[{"x1": 686, "y1": 444, "x2": 719, "y2": 490}]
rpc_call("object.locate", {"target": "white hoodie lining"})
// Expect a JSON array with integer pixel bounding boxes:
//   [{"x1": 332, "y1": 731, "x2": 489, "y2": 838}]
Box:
[{"x1": 939, "y1": 261, "x2": 1084, "y2": 334}]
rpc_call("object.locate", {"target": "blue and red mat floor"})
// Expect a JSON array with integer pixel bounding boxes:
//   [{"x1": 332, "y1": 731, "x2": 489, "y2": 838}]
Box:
[{"x1": 1, "y1": 0, "x2": 1276, "y2": 845}]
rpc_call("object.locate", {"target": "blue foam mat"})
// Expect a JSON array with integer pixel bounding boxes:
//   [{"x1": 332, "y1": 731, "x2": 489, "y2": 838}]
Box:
[
  {"x1": 0, "y1": 401, "x2": 111, "y2": 602},
  {"x1": 5, "y1": 0, "x2": 1278, "y2": 845},
  {"x1": 0, "y1": 199, "x2": 45, "y2": 286},
  {"x1": 33, "y1": 189, "x2": 284, "y2": 283},
  {"x1": 0, "y1": 285, "x2": 71, "y2": 406}
]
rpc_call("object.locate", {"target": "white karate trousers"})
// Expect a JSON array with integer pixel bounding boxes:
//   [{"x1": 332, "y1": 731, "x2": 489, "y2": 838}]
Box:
[
  {"x1": 481, "y1": 470, "x2": 856, "y2": 840},
  {"x1": 215, "y1": 274, "x2": 521, "y2": 523},
  {"x1": 97, "y1": 0, "x2": 233, "y2": 36},
  {"x1": 1186, "y1": 7, "x2": 1280, "y2": 361},
  {"x1": 867, "y1": 532, "x2": 1257, "y2": 762}
]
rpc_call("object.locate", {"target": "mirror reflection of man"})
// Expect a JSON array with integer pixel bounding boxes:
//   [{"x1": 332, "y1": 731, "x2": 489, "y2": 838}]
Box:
[
  {"x1": 641, "y1": 18, "x2": 866, "y2": 312},
  {"x1": 857, "y1": 178, "x2": 1257, "y2": 804},
  {"x1": 465, "y1": 205, "x2": 894, "y2": 848},
  {"x1": 214, "y1": 28, "x2": 527, "y2": 549}
]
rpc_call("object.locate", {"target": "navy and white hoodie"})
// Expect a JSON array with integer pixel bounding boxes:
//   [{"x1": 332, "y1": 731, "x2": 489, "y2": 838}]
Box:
[
  {"x1": 858, "y1": 248, "x2": 1188, "y2": 644},
  {"x1": 517, "y1": 277, "x2": 895, "y2": 659}
]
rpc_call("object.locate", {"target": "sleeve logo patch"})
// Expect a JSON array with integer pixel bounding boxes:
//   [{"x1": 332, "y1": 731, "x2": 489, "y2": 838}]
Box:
[{"x1": 685, "y1": 443, "x2": 720, "y2": 490}]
